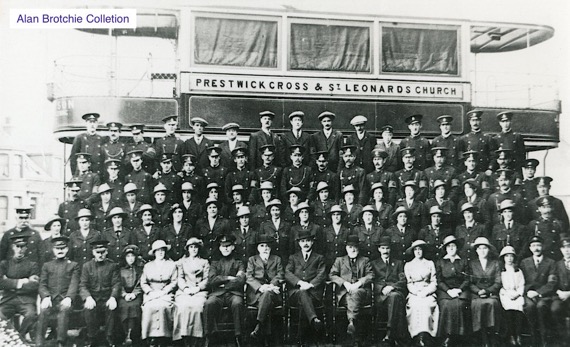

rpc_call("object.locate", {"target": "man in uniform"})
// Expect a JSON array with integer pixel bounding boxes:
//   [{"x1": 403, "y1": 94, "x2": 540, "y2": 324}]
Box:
[
  {"x1": 125, "y1": 124, "x2": 156, "y2": 174},
  {"x1": 309, "y1": 151, "x2": 340, "y2": 203},
  {"x1": 458, "y1": 110, "x2": 493, "y2": 174},
  {"x1": 225, "y1": 147, "x2": 253, "y2": 204},
  {"x1": 125, "y1": 149, "x2": 154, "y2": 204},
  {"x1": 153, "y1": 115, "x2": 185, "y2": 172},
  {"x1": 58, "y1": 179, "x2": 87, "y2": 235},
  {"x1": 528, "y1": 196, "x2": 564, "y2": 260},
  {"x1": 80, "y1": 239, "x2": 121, "y2": 347},
  {"x1": 250, "y1": 145, "x2": 282, "y2": 204},
  {"x1": 103, "y1": 158, "x2": 125, "y2": 205},
  {"x1": 280, "y1": 145, "x2": 313, "y2": 202},
  {"x1": 155, "y1": 153, "x2": 182, "y2": 205},
  {"x1": 423, "y1": 147, "x2": 459, "y2": 201},
  {"x1": 310, "y1": 111, "x2": 343, "y2": 172},
  {"x1": 376, "y1": 125, "x2": 399, "y2": 172},
  {"x1": 185, "y1": 117, "x2": 213, "y2": 171},
  {"x1": 281, "y1": 111, "x2": 312, "y2": 168},
  {"x1": 285, "y1": 230, "x2": 326, "y2": 345},
  {"x1": 492, "y1": 111, "x2": 526, "y2": 172},
  {"x1": 0, "y1": 235, "x2": 39, "y2": 341},
  {"x1": 345, "y1": 115, "x2": 375, "y2": 173},
  {"x1": 484, "y1": 168, "x2": 526, "y2": 227},
  {"x1": 395, "y1": 147, "x2": 428, "y2": 202},
  {"x1": 371, "y1": 236, "x2": 408, "y2": 346},
  {"x1": 249, "y1": 111, "x2": 281, "y2": 170},
  {"x1": 520, "y1": 236, "x2": 557, "y2": 347},
  {"x1": 363, "y1": 149, "x2": 398, "y2": 206},
  {"x1": 552, "y1": 235, "x2": 570, "y2": 341},
  {"x1": 0, "y1": 206, "x2": 42, "y2": 262},
  {"x1": 520, "y1": 159, "x2": 540, "y2": 205},
  {"x1": 36, "y1": 236, "x2": 81, "y2": 347},
  {"x1": 338, "y1": 144, "x2": 366, "y2": 204},
  {"x1": 456, "y1": 150, "x2": 492, "y2": 202},
  {"x1": 202, "y1": 145, "x2": 230, "y2": 201},
  {"x1": 179, "y1": 154, "x2": 206, "y2": 204},
  {"x1": 431, "y1": 115, "x2": 461, "y2": 169},
  {"x1": 204, "y1": 235, "x2": 246, "y2": 347},
  {"x1": 528, "y1": 176, "x2": 569, "y2": 231},
  {"x1": 399, "y1": 114, "x2": 431, "y2": 171},
  {"x1": 101, "y1": 122, "x2": 126, "y2": 165},
  {"x1": 329, "y1": 235, "x2": 374, "y2": 342},
  {"x1": 69, "y1": 113, "x2": 105, "y2": 176},
  {"x1": 74, "y1": 153, "x2": 101, "y2": 205},
  {"x1": 220, "y1": 122, "x2": 247, "y2": 171}
]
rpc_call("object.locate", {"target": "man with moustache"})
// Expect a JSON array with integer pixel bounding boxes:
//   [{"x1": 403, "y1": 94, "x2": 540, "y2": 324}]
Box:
[
  {"x1": 249, "y1": 111, "x2": 282, "y2": 170},
  {"x1": 0, "y1": 206, "x2": 42, "y2": 263},
  {"x1": 69, "y1": 113, "x2": 105, "y2": 175},
  {"x1": 281, "y1": 111, "x2": 312, "y2": 168}
]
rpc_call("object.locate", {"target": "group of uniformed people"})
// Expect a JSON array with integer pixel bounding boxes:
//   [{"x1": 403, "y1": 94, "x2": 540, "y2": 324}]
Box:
[{"x1": 1, "y1": 109, "x2": 570, "y2": 347}]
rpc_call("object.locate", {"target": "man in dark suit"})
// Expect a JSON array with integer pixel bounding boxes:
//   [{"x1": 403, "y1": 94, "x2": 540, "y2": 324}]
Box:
[
  {"x1": 249, "y1": 111, "x2": 282, "y2": 170},
  {"x1": 552, "y1": 234, "x2": 570, "y2": 341},
  {"x1": 521, "y1": 236, "x2": 557, "y2": 346},
  {"x1": 246, "y1": 235, "x2": 285, "y2": 345},
  {"x1": 344, "y1": 115, "x2": 376, "y2": 173},
  {"x1": 310, "y1": 111, "x2": 343, "y2": 172},
  {"x1": 204, "y1": 235, "x2": 246, "y2": 347},
  {"x1": 220, "y1": 122, "x2": 247, "y2": 171},
  {"x1": 329, "y1": 235, "x2": 374, "y2": 341},
  {"x1": 80, "y1": 240, "x2": 121, "y2": 347},
  {"x1": 184, "y1": 117, "x2": 213, "y2": 172},
  {"x1": 0, "y1": 235, "x2": 39, "y2": 341},
  {"x1": 36, "y1": 236, "x2": 81, "y2": 347},
  {"x1": 285, "y1": 229, "x2": 326, "y2": 345},
  {"x1": 280, "y1": 111, "x2": 312, "y2": 168},
  {"x1": 371, "y1": 236, "x2": 408, "y2": 345}
]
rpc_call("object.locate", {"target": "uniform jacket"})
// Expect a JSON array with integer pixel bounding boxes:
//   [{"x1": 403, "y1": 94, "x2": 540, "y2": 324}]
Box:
[
  {"x1": 311, "y1": 200, "x2": 334, "y2": 228},
  {"x1": 230, "y1": 226, "x2": 257, "y2": 264},
  {"x1": 491, "y1": 131, "x2": 526, "y2": 171},
  {"x1": 363, "y1": 170, "x2": 398, "y2": 206},
  {"x1": 125, "y1": 169, "x2": 154, "y2": 205},
  {"x1": 220, "y1": 140, "x2": 247, "y2": 171},
  {"x1": 258, "y1": 219, "x2": 292, "y2": 264},
  {"x1": 70, "y1": 132, "x2": 105, "y2": 174},
  {"x1": 280, "y1": 165, "x2": 312, "y2": 201},
  {"x1": 251, "y1": 165, "x2": 282, "y2": 203},
  {"x1": 162, "y1": 223, "x2": 194, "y2": 261},
  {"x1": 399, "y1": 135, "x2": 431, "y2": 171},
  {"x1": 491, "y1": 222, "x2": 529, "y2": 255},
  {"x1": 394, "y1": 168, "x2": 428, "y2": 202},
  {"x1": 180, "y1": 200, "x2": 202, "y2": 228},
  {"x1": 520, "y1": 256, "x2": 556, "y2": 296},
  {"x1": 352, "y1": 225, "x2": 384, "y2": 260},
  {"x1": 384, "y1": 225, "x2": 415, "y2": 261},
  {"x1": 458, "y1": 130, "x2": 493, "y2": 172},
  {"x1": 100, "y1": 139, "x2": 126, "y2": 164},
  {"x1": 329, "y1": 255, "x2": 373, "y2": 303},
  {"x1": 310, "y1": 130, "x2": 343, "y2": 172},
  {"x1": 125, "y1": 138, "x2": 157, "y2": 174},
  {"x1": 195, "y1": 217, "x2": 231, "y2": 260},
  {"x1": 469, "y1": 259, "x2": 501, "y2": 295},
  {"x1": 322, "y1": 225, "x2": 351, "y2": 268},
  {"x1": 338, "y1": 165, "x2": 366, "y2": 203},
  {"x1": 423, "y1": 165, "x2": 460, "y2": 201},
  {"x1": 102, "y1": 228, "x2": 134, "y2": 264},
  {"x1": 345, "y1": 132, "x2": 376, "y2": 173},
  {"x1": 154, "y1": 134, "x2": 185, "y2": 172},
  {"x1": 122, "y1": 201, "x2": 144, "y2": 230},
  {"x1": 528, "y1": 195, "x2": 570, "y2": 232},
  {"x1": 68, "y1": 229, "x2": 102, "y2": 267},
  {"x1": 285, "y1": 251, "x2": 326, "y2": 297},
  {"x1": 0, "y1": 258, "x2": 40, "y2": 305},
  {"x1": 59, "y1": 199, "x2": 88, "y2": 235},
  {"x1": 39, "y1": 258, "x2": 80, "y2": 300},
  {"x1": 376, "y1": 141, "x2": 400, "y2": 173},
  {"x1": 209, "y1": 255, "x2": 245, "y2": 297},
  {"x1": 76, "y1": 171, "x2": 101, "y2": 206},
  {"x1": 79, "y1": 258, "x2": 121, "y2": 300},
  {"x1": 527, "y1": 217, "x2": 563, "y2": 260},
  {"x1": 436, "y1": 257, "x2": 470, "y2": 300},
  {"x1": 432, "y1": 134, "x2": 461, "y2": 169},
  {"x1": 246, "y1": 254, "x2": 284, "y2": 305},
  {"x1": 309, "y1": 169, "x2": 340, "y2": 203},
  {"x1": 554, "y1": 260, "x2": 570, "y2": 291},
  {"x1": 455, "y1": 223, "x2": 487, "y2": 261},
  {"x1": 0, "y1": 227, "x2": 42, "y2": 263},
  {"x1": 281, "y1": 131, "x2": 312, "y2": 168},
  {"x1": 249, "y1": 130, "x2": 282, "y2": 170}
]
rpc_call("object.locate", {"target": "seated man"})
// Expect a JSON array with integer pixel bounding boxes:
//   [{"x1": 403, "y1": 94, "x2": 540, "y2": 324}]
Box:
[
  {"x1": 246, "y1": 235, "x2": 285, "y2": 345},
  {"x1": 285, "y1": 230, "x2": 326, "y2": 346},
  {"x1": 36, "y1": 236, "x2": 81, "y2": 347},
  {"x1": 204, "y1": 235, "x2": 246, "y2": 347},
  {"x1": 551, "y1": 234, "x2": 570, "y2": 342},
  {"x1": 329, "y1": 235, "x2": 373, "y2": 343},
  {"x1": 80, "y1": 240, "x2": 121, "y2": 347},
  {"x1": 0, "y1": 235, "x2": 39, "y2": 341},
  {"x1": 371, "y1": 236, "x2": 408, "y2": 346}
]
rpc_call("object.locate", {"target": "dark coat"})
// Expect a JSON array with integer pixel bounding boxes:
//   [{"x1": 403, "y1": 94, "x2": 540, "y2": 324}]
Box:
[
  {"x1": 329, "y1": 255, "x2": 374, "y2": 303},
  {"x1": 209, "y1": 255, "x2": 245, "y2": 297},
  {"x1": 520, "y1": 256, "x2": 557, "y2": 296},
  {"x1": 436, "y1": 258, "x2": 470, "y2": 300},
  {"x1": 245, "y1": 254, "x2": 284, "y2": 305},
  {"x1": 0, "y1": 258, "x2": 40, "y2": 305},
  {"x1": 39, "y1": 258, "x2": 80, "y2": 300},
  {"x1": 79, "y1": 258, "x2": 121, "y2": 300},
  {"x1": 285, "y1": 251, "x2": 326, "y2": 297},
  {"x1": 310, "y1": 130, "x2": 343, "y2": 172},
  {"x1": 184, "y1": 137, "x2": 213, "y2": 171},
  {"x1": 468, "y1": 259, "x2": 501, "y2": 295},
  {"x1": 370, "y1": 257, "x2": 406, "y2": 299}
]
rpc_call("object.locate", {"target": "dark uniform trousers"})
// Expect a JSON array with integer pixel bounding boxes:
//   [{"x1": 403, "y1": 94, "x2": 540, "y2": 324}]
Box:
[
  {"x1": 285, "y1": 252, "x2": 326, "y2": 339},
  {"x1": 246, "y1": 255, "x2": 284, "y2": 334},
  {"x1": 371, "y1": 258, "x2": 407, "y2": 338},
  {"x1": 551, "y1": 260, "x2": 570, "y2": 332},
  {"x1": 80, "y1": 259, "x2": 121, "y2": 342},
  {"x1": 205, "y1": 256, "x2": 246, "y2": 336},
  {"x1": 36, "y1": 258, "x2": 80, "y2": 345},
  {"x1": 329, "y1": 256, "x2": 373, "y2": 321},
  {"x1": 520, "y1": 256, "x2": 557, "y2": 337},
  {"x1": 0, "y1": 257, "x2": 40, "y2": 336}
]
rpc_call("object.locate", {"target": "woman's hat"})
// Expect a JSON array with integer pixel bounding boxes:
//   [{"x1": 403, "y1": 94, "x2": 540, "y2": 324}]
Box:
[
  {"x1": 122, "y1": 245, "x2": 140, "y2": 256},
  {"x1": 153, "y1": 183, "x2": 168, "y2": 194},
  {"x1": 137, "y1": 204, "x2": 156, "y2": 216},
  {"x1": 499, "y1": 199, "x2": 516, "y2": 211},
  {"x1": 181, "y1": 182, "x2": 194, "y2": 191},
  {"x1": 185, "y1": 237, "x2": 204, "y2": 249},
  {"x1": 406, "y1": 239, "x2": 428, "y2": 256},
  {"x1": 97, "y1": 183, "x2": 113, "y2": 194},
  {"x1": 286, "y1": 187, "x2": 303, "y2": 197},
  {"x1": 207, "y1": 182, "x2": 219, "y2": 190},
  {"x1": 316, "y1": 182, "x2": 329, "y2": 192},
  {"x1": 75, "y1": 208, "x2": 93, "y2": 220},
  {"x1": 441, "y1": 235, "x2": 463, "y2": 250},
  {"x1": 460, "y1": 202, "x2": 475, "y2": 213},
  {"x1": 328, "y1": 205, "x2": 345, "y2": 215},
  {"x1": 149, "y1": 240, "x2": 171, "y2": 256},
  {"x1": 370, "y1": 182, "x2": 384, "y2": 193},
  {"x1": 123, "y1": 183, "x2": 138, "y2": 194},
  {"x1": 499, "y1": 246, "x2": 516, "y2": 257},
  {"x1": 342, "y1": 184, "x2": 356, "y2": 195},
  {"x1": 294, "y1": 202, "x2": 312, "y2": 215},
  {"x1": 472, "y1": 237, "x2": 492, "y2": 249},
  {"x1": 44, "y1": 216, "x2": 66, "y2": 231},
  {"x1": 168, "y1": 203, "x2": 184, "y2": 218},
  {"x1": 360, "y1": 205, "x2": 378, "y2": 218},
  {"x1": 266, "y1": 199, "x2": 282, "y2": 211},
  {"x1": 429, "y1": 206, "x2": 443, "y2": 215},
  {"x1": 106, "y1": 207, "x2": 127, "y2": 220},
  {"x1": 433, "y1": 180, "x2": 446, "y2": 190},
  {"x1": 236, "y1": 206, "x2": 251, "y2": 218},
  {"x1": 391, "y1": 206, "x2": 409, "y2": 219},
  {"x1": 259, "y1": 181, "x2": 274, "y2": 191},
  {"x1": 204, "y1": 198, "x2": 221, "y2": 208}
]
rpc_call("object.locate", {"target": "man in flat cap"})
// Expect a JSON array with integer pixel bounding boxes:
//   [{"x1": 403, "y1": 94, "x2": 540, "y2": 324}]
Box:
[
  {"x1": 101, "y1": 122, "x2": 126, "y2": 165},
  {"x1": 329, "y1": 234, "x2": 374, "y2": 343},
  {"x1": 364, "y1": 149, "x2": 398, "y2": 206},
  {"x1": 125, "y1": 150, "x2": 154, "y2": 204},
  {"x1": 125, "y1": 124, "x2": 156, "y2": 174},
  {"x1": 280, "y1": 145, "x2": 313, "y2": 201},
  {"x1": 309, "y1": 150, "x2": 340, "y2": 203},
  {"x1": 0, "y1": 206, "x2": 42, "y2": 262},
  {"x1": 155, "y1": 152, "x2": 183, "y2": 205},
  {"x1": 153, "y1": 115, "x2": 185, "y2": 172},
  {"x1": 251, "y1": 145, "x2": 282, "y2": 204},
  {"x1": 249, "y1": 111, "x2": 282, "y2": 170},
  {"x1": 458, "y1": 110, "x2": 493, "y2": 174},
  {"x1": 528, "y1": 176, "x2": 569, "y2": 231},
  {"x1": 432, "y1": 115, "x2": 461, "y2": 169},
  {"x1": 399, "y1": 114, "x2": 431, "y2": 171},
  {"x1": 74, "y1": 152, "x2": 102, "y2": 205},
  {"x1": 395, "y1": 147, "x2": 428, "y2": 202},
  {"x1": 376, "y1": 125, "x2": 399, "y2": 173},
  {"x1": 220, "y1": 122, "x2": 247, "y2": 171},
  {"x1": 280, "y1": 111, "x2": 312, "y2": 168},
  {"x1": 36, "y1": 236, "x2": 80, "y2": 347},
  {"x1": 344, "y1": 115, "x2": 375, "y2": 173},
  {"x1": 185, "y1": 117, "x2": 213, "y2": 172},
  {"x1": 70, "y1": 113, "x2": 105, "y2": 176},
  {"x1": 492, "y1": 111, "x2": 526, "y2": 172},
  {"x1": 80, "y1": 239, "x2": 121, "y2": 347},
  {"x1": 528, "y1": 196, "x2": 564, "y2": 260},
  {"x1": 0, "y1": 235, "x2": 39, "y2": 342},
  {"x1": 310, "y1": 111, "x2": 343, "y2": 172}
]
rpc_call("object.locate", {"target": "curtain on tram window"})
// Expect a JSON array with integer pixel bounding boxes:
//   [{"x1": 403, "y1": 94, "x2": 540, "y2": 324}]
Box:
[
  {"x1": 382, "y1": 27, "x2": 458, "y2": 75},
  {"x1": 194, "y1": 17, "x2": 278, "y2": 68},
  {"x1": 290, "y1": 23, "x2": 371, "y2": 72}
]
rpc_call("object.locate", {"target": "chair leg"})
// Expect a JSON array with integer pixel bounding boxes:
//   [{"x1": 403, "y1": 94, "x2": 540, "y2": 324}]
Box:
[
  {"x1": 286, "y1": 310, "x2": 291, "y2": 343},
  {"x1": 331, "y1": 309, "x2": 336, "y2": 343}
]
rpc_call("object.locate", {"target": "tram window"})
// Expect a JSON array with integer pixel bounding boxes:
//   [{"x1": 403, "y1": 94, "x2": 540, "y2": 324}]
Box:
[
  {"x1": 381, "y1": 26, "x2": 459, "y2": 75},
  {"x1": 194, "y1": 17, "x2": 278, "y2": 68},
  {"x1": 0, "y1": 196, "x2": 7, "y2": 221},
  {"x1": 0, "y1": 154, "x2": 8, "y2": 177},
  {"x1": 290, "y1": 23, "x2": 371, "y2": 72}
]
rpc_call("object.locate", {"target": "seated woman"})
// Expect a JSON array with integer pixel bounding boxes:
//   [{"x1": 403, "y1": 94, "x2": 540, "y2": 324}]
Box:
[
  {"x1": 404, "y1": 240, "x2": 439, "y2": 346},
  {"x1": 141, "y1": 240, "x2": 178, "y2": 346},
  {"x1": 499, "y1": 246, "x2": 525, "y2": 346},
  {"x1": 173, "y1": 237, "x2": 209, "y2": 346},
  {"x1": 469, "y1": 237, "x2": 501, "y2": 347},
  {"x1": 436, "y1": 235, "x2": 470, "y2": 347},
  {"x1": 118, "y1": 245, "x2": 143, "y2": 346}
]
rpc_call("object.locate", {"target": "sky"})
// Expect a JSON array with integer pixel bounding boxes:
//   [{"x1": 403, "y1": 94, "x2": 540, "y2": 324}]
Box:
[{"x1": 1, "y1": 0, "x2": 569, "y2": 191}]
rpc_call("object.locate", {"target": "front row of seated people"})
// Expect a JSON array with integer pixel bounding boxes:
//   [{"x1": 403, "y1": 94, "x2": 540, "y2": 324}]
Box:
[{"x1": 4, "y1": 229, "x2": 570, "y2": 347}]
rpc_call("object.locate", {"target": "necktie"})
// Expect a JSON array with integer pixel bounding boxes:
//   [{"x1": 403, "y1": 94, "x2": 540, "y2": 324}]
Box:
[
  {"x1": 304, "y1": 253, "x2": 309, "y2": 262},
  {"x1": 536, "y1": 259, "x2": 540, "y2": 268}
]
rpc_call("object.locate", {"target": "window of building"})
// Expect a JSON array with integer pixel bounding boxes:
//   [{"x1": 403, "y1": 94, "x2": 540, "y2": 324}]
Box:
[
  {"x1": 194, "y1": 16, "x2": 279, "y2": 68},
  {"x1": 0, "y1": 196, "x2": 7, "y2": 221},
  {"x1": 290, "y1": 22, "x2": 371, "y2": 72},
  {"x1": 13, "y1": 196, "x2": 22, "y2": 209},
  {"x1": 0, "y1": 154, "x2": 8, "y2": 177},
  {"x1": 13, "y1": 154, "x2": 24, "y2": 178},
  {"x1": 30, "y1": 197, "x2": 38, "y2": 219}
]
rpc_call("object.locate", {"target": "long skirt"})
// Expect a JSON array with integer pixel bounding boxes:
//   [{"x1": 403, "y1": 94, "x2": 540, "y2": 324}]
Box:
[
  {"x1": 471, "y1": 297, "x2": 500, "y2": 332},
  {"x1": 141, "y1": 296, "x2": 175, "y2": 339},
  {"x1": 437, "y1": 297, "x2": 469, "y2": 336},
  {"x1": 406, "y1": 294, "x2": 439, "y2": 338},
  {"x1": 173, "y1": 292, "x2": 208, "y2": 340},
  {"x1": 119, "y1": 296, "x2": 142, "y2": 322}
]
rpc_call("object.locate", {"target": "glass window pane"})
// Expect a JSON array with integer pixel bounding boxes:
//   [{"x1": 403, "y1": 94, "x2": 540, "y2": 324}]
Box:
[
  {"x1": 0, "y1": 196, "x2": 7, "y2": 221},
  {"x1": 290, "y1": 23, "x2": 371, "y2": 72},
  {"x1": 0, "y1": 154, "x2": 8, "y2": 177},
  {"x1": 382, "y1": 26, "x2": 458, "y2": 75},
  {"x1": 194, "y1": 17, "x2": 278, "y2": 68},
  {"x1": 30, "y1": 197, "x2": 38, "y2": 219}
]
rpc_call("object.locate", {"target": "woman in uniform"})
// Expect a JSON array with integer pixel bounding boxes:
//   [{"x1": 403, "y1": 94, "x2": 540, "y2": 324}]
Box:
[{"x1": 118, "y1": 245, "x2": 143, "y2": 345}]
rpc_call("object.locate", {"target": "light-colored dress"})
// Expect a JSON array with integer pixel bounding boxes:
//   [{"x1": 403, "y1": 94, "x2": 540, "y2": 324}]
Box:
[
  {"x1": 140, "y1": 259, "x2": 178, "y2": 339},
  {"x1": 499, "y1": 267, "x2": 525, "y2": 312},
  {"x1": 173, "y1": 256, "x2": 210, "y2": 340},
  {"x1": 404, "y1": 257, "x2": 440, "y2": 338}
]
